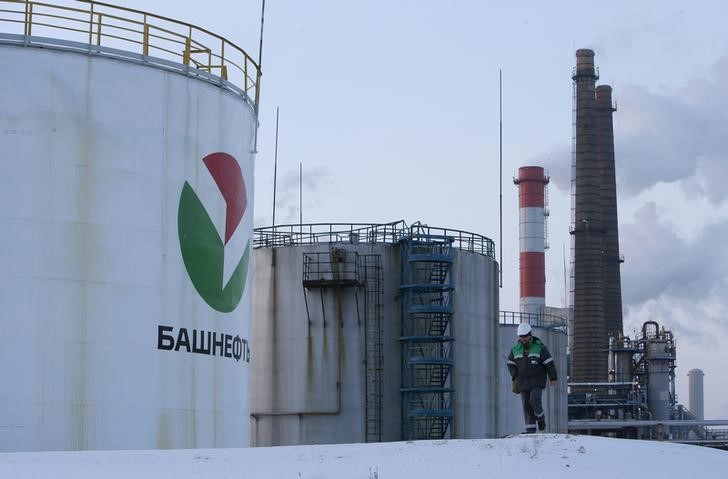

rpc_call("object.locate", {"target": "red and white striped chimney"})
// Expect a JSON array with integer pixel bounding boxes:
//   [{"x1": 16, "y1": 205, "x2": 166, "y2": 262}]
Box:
[{"x1": 514, "y1": 166, "x2": 549, "y2": 317}]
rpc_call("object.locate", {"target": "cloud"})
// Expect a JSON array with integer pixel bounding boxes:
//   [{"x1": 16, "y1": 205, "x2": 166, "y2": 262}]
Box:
[
  {"x1": 530, "y1": 144, "x2": 571, "y2": 192},
  {"x1": 615, "y1": 53, "x2": 728, "y2": 315},
  {"x1": 614, "y1": 58, "x2": 728, "y2": 199},
  {"x1": 271, "y1": 166, "x2": 333, "y2": 225},
  {"x1": 687, "y1": 154, "x2": 728, "y2": 204},
  {"x1": 620, "y1": 202, "x2": 728, "y2": 306}
]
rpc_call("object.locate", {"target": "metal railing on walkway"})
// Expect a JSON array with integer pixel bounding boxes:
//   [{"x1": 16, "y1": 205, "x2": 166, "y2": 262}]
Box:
[
  {"x1": 0, "y1": 0, "x2": 260, "y2": 108},
  {"x1": 254, "y1": 222, "x2": 408, "y2": 249},
  {"x1": 254, "y1": 221, "x2": 496, "y2": 259}
]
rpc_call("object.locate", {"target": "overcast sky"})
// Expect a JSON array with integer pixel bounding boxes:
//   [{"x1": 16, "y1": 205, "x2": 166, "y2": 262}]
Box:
[{"x1": 122, "y1": 0, "x2": 728, "y2": 419}]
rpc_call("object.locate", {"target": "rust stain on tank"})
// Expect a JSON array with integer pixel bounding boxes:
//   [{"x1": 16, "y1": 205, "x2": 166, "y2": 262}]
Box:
[
  {"x1": 322, "y1": 290, "x2": 329, "y2": 362},
  {"x1": 307, "y1": 330, "x2": 314, "y2": 388},
  {"x1": 336, "y1": 286, "x2": 345, "y2": 367},
  {"x1": 271, "y1": 248, "x2": 280, "y2": 412}
]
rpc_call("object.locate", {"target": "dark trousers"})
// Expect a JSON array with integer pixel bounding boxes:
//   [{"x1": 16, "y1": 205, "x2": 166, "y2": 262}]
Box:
[{"x1": 520, "y1": 387, "x2": 544, "y2": 429}]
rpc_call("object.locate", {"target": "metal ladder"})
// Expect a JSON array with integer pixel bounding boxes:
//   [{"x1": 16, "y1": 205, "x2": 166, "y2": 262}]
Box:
[{"x1": 361, "y1": 254, "x2": 384, "y2": 442}]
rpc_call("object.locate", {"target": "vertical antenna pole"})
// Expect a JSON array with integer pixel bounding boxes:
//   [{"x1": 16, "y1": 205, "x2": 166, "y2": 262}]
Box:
[
  {"x1": 272, "y1": 106, "x2": 279, "y2": 226},
  {"x1": 255, "y1": 0, "x2": 266, "y2": 112},
  {"x1": 257, "y1": 0, "x2": 266, "y2": 66},
  {"x1": 251, "y1": 0, "x2": 266, "y2": 152},
  {"x1": 299, "y1": 162, "x2": 303, "y2": 228},
  {"x1": 563, "y1": 242, "x2": 568, "y2": 308},
  {"x1": 499, "y1": 70, "x2": 503, "y2": 288}
]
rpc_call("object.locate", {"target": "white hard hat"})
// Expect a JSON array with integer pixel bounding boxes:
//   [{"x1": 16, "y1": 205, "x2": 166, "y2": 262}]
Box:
[{"x1": 517, "y1": 323, "x2": 532, "y2": 336}]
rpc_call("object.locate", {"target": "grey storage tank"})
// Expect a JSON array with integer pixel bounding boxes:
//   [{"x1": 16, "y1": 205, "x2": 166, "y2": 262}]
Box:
[{"x1": 250, "y1": 221, "x2": 501, "y2": 445}]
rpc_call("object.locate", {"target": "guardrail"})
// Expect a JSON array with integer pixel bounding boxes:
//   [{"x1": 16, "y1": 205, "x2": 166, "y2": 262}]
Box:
[
  {"x1": 254, "y1": 221, "x2": 497, "y2": 259},
  {"x1": 254, "y1": 222, "x2": 409, "y2": 249},
  {"x1": 0, "y1": 0, "x2": 260, "y2": 109},
  {"x1": 406, "y1": 221, "x2": 495, "y2": 259}
]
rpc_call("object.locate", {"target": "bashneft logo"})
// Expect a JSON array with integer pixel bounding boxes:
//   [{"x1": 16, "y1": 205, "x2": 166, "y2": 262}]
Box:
[{"x1": 178, "y1": 152, "x2": 250, "y2": 313}]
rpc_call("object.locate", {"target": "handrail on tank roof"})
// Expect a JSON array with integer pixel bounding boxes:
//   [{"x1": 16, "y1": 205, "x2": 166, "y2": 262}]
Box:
[
  {"x1": 254, "y1": 221, "x2": 408, "y2": 249},
  {"x1": 0, "y1": 0, "x2": 261, "y2": 110},
  {"x1": 254, "y1": 221, "x2": 496, "y2": 259}
]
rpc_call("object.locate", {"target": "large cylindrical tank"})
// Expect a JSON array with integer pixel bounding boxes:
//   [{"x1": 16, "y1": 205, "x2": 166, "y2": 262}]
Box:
[
  {"x1": 0, "y1": 5, "x2": 257, "y2": 451},
  {"x1": 250, "y1": 223, "x2": 499, "y2": 445},
  {"x1": 450, "y1": 242, "x2": 501, "y2": 438},
  {"x1": 688, "y1": 368, "x2": 705, "y2": 420}
]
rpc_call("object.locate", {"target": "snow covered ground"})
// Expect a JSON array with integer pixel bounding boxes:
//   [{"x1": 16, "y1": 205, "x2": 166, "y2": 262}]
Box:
[{"x1": 1, "y1": 434, "x2": 726, "y2": 478}]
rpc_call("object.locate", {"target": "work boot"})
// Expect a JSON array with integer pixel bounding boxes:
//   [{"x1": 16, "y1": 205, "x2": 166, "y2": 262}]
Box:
[
  {"x1": 537, "y1": 418, "x2": 546, "y2": 431},
  {"x1": 525, "y1": 424, "x2": 536, "y2": 434}
]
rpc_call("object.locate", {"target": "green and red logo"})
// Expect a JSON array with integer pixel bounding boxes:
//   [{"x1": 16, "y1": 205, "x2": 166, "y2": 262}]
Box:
[{"x1": 178, "y1": 152, "x2": 250, "y2": 313}]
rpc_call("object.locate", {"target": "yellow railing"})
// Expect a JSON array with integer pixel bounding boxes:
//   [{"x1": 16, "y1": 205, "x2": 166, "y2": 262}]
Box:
[{"x1": 0, "y1": 0, "x2": 261, "y2": 110}]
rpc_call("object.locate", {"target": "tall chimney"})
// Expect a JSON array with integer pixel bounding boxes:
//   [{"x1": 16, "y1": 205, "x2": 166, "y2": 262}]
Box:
[
  {"x1": 571, "y1": 49, "x2": 607, "y2": 383},
  {"x1": 514, "y1": 166, "x2": 549, "y2": 318},
  {"x1": 596, "y1": 85, "x2": 624, "y2": 339}
]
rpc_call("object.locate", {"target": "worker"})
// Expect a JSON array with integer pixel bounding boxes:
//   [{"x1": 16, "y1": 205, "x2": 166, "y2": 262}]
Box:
[{"x1": 507, "y1": 323, "x2": 558, "y2": 433}]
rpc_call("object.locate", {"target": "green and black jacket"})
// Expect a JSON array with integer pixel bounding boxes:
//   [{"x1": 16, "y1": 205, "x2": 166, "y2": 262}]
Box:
[{"x1": 507, "y1": 336, "x2": 557, "y2": 391}]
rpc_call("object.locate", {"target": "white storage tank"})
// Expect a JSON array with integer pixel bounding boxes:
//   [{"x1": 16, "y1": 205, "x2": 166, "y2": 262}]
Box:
[
  {"x1": 250, "y1": 222, "x2": 500, "y2": 445},
  {"x1": 0, "y1": 1, "x2": 259, "y2": 451}
]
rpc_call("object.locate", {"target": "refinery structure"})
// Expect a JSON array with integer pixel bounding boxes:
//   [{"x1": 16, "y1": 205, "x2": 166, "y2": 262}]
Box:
[
  {"x1": 565, "y1": 50, "x2": 727, "y2": 446},
  {"x1": 1, "y1": 0, "x2": 727, "y2": 454}
]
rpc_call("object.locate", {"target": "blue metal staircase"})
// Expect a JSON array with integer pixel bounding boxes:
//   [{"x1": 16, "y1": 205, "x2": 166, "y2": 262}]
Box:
[{"x1": 399, "y1": 224, "x2": 454, "y2": 440}]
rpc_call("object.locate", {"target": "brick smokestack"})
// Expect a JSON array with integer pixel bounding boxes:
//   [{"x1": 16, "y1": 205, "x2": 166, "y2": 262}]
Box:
[
  {"x1": 571, "y1": 49, "x2": 607, "y2": 384},
  {"x1": 596, "y1": 84, "x2": 624, "y2": 341}
]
